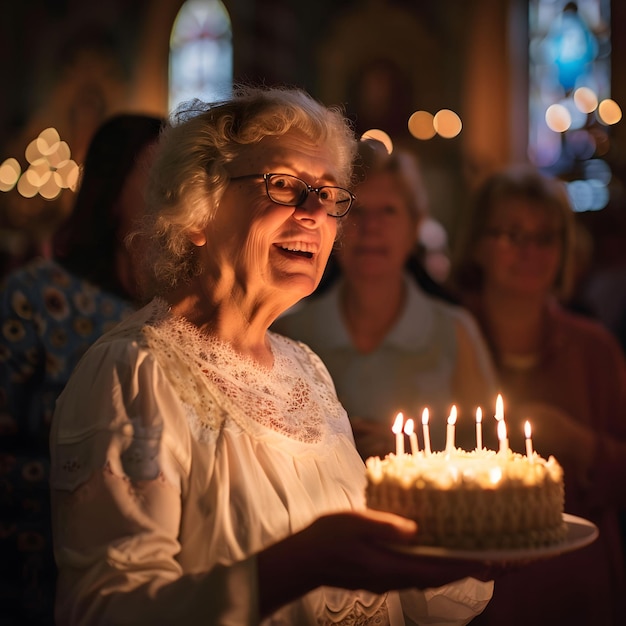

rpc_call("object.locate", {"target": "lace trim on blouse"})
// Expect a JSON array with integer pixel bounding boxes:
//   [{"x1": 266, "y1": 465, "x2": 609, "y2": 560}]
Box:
[{"x1": 132, "y1": 298, "x2": 348, "y2": 444}]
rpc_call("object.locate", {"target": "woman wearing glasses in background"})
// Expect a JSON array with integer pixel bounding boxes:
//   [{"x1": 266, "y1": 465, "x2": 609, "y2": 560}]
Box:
[
  {"x1": 450, "y1": 164, "x2": 626, "y2": 626},
  {"x1": 49, "y1": 86, "x2": 495, "y2": 626},
  {"x1": 273, "y1": 139, "x2": 497, "y2": 459}
]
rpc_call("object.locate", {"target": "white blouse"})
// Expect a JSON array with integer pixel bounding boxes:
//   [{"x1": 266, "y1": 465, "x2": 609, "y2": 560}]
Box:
[{"x1": 50, "y1": 298, "x2": 492, "y2": 625}]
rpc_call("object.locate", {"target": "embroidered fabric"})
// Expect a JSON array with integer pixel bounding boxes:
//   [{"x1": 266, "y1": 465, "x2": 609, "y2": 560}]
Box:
[{"x1": 135, "y1": 298, "x2": 349, "y2": 444}]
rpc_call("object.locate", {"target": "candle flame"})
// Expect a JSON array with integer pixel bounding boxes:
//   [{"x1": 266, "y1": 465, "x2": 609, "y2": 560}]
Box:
[
  {"x1": 489, "y1": 466, "x2": 503, "y2": 484},
  {"x1": 495, "y1": 394, "x2": 504, "y2": 421},
  {"x1": 476, "y1": 407, "x2": 482, "y2": 423},
  {"x1": 524, "y1": 420, "x2": 532, "y2": 439},
  {"x1": 497, "y1": 418, "x2": 507, "y2": 441},
  {"x1": 448, "y1": 405, "x2": 457, "y2": 426},
  {"x1": 421, "y1": 407, "x2": 429, "y2": 425},
  {"x1": 404, "y1": 418, "x2": 415, "y2": 436},
  {"x1": 392, "y1": 412, "x2": 404, "y2": 435}
]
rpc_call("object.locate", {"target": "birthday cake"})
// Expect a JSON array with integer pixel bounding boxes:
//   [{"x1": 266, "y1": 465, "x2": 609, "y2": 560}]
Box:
[{"x1": 365, "y1": 447, "x2": 567, "y2": 550}]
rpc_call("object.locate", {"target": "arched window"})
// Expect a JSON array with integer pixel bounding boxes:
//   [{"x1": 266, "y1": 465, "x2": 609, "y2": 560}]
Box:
[{"x1": 169, "y1": 0, "x2": 233, "y2": 112}]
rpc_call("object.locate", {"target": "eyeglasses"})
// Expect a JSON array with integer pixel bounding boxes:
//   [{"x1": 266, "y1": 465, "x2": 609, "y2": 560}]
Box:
[
  {"x1": 230, "y1": 173, "x2": 355, "y2": 218},
  {"x1": 485, "y1": 229, "x2": 563, "y2": 249}
]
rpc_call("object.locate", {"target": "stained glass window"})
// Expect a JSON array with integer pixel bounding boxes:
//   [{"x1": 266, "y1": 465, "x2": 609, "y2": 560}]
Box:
[
  {"x1": 528, "y1": 0, "x2": 619, "y2": 211},
  {"x1": 169, "y1": 0, "x2": 233, "y2": 112}
]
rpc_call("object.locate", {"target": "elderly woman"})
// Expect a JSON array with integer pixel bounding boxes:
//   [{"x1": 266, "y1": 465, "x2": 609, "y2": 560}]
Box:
[
  {"x1": 450, "y1": 164, "x2": 626, "y2": 626},
  {"x1": 273, "y1": 140, "x2": 497, "y2": 458},
  {"x1": 49, "y1": 87, "x2": 493, "y2": 626}
]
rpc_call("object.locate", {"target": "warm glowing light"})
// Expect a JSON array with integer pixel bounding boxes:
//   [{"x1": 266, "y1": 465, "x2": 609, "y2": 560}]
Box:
[
  {"x1": 48, "y1": 141, "x2": 71, "y2": 168},
  {"x1": 392, "y1": 412, "x2": 405, "y2": 456},
  {"x1": 597, "y1": 99, "x2": 622, "y2": 125},
  {"x1": 360, "y1": 129, "x2": 393, "y2": 154},
  {"x1": 5, "y1": 127, "x2": 79, "y2": 198},
  {"x1": 433, "y1": 109, "x2": 462, "y2": 138},
  {"x1": 26, "y1": 159, "x2": 51, "y2": 187},
  {"x1": 25, "y1": 138, "x2": 43, "y2": 164},
  {"x1": 448, "y1": 405, "x2": 457, "y2": 426},
  {"x1": 497, "y1": 419, "x2": 507, "y2": 442},
  {"x1": 39, "y1": 176, "x2": 62, "y2": 200},
  {"x1": 392, "y1": 412, "x2": 404, "y2": 435},
  {"x1": 55, "y1": 160, "x2": 80, "y2": 190},
  {"x1": 489, "y1": 466, "x2": 502, "y2": 485},
  {"x1": 573, "y1": 87, "x2": 598, "y2": 113},
  {"x1": 495, "y1": 394, "x2": 504, "y2": 421},
  {"x1": 404, "y1": 418, "x2": 419, "y2": 454},
  {"x1": 408, "y1": 110, "x2": 436, "y2": 140},
  {"x1": 17, "y1": 175, "x2": 38, "y2": 198},
  {"x1": 0, "y1": 158, "x2": 21, "y2": 191},
  {"x1": 36, "y1": 127, "x2": 61, "y2": 156},
  {"x1": 445, "y1": 405, "x2": 457, "y2": 454},
  {"x1": 524, "y1": 420, "x2": 534, "y2": 459},
  {"x1": 524, "y1": 421, "x2": 532, "y2": 439},
  {"x1": 545, "y1": 103, "x2": 572, "y2": 132},
  {"x1": 421, "y1": 407, "x2": 431, "y2": 455}
]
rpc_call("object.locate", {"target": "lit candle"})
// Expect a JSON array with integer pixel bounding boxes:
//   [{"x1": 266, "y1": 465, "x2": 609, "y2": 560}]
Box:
[
  {"x1": 475, "y1": 407, "x2": 483, "y2": 451},
  {"x1": 392, "y1": 412, "x2": 405, "y2": 456},
  {"x1": 525, "y1": 420, "x2": 534, "y2": 460},
  {"x1": 495, "y1": 394, "x2": 504, "y2": 422},
  {"x1": 494, "y1": 394, "x2": 508, "y2": 455},
  {"x1": 404, "y1": 418, "x2": 419, "y2": 455},
  {"x1": 421, "y1": 407, "x2": 431, "y2": 455},
  {"x1": 497, "y1": 418, "x2": 508, "y2": 456},
  {"x1": 445, "y1": 405, "x2": 457, "y2": 454}
]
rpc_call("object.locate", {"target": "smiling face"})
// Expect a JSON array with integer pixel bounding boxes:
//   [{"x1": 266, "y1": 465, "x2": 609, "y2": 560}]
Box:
[
  {"x1": 336, "y1": 171, "x2": 418, "y2": 282},
  {"x1": 188, "y1": 130, "x2": 342, "y2": 313}
]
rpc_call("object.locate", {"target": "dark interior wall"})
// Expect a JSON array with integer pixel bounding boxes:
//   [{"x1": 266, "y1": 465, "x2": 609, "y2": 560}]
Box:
[
  {"x1": 0, "y1": 0, "x2": 624, "y2": 276},
  {"x1": 0, "y1": 0, "x2": 478, "y2": 246}
]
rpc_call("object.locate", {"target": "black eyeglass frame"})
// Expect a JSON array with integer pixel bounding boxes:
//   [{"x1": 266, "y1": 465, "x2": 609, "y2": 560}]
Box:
[{"x1": 230, "y1": 173, "x2": 355, "y2": 218}]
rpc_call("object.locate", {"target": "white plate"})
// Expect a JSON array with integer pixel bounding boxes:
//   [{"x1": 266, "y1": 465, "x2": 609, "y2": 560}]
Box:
[{"x1": 390, "y1": 513, "x2": 598, "y2": 562}]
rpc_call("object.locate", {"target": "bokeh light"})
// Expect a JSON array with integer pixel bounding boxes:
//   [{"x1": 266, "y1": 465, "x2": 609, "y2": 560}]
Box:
[
  {"x1": 408, "y1": 111, "x2": 436, "y2": 140},
  {"x1": 573, "y1": 87, "x2": 598, "y2": 114},
  {"x1": 0, "y1": 158, "x2": 21, "y2": 192},
  {"x1": 567, "y1": 178, "x2": 609, "y2": 212},
  {"x1": 597, "y1": 99, "x2": 622, "y2": 125},
  {"x1": 1, "y1": 127, "x2": 80, "y2": 199},
  {"x1": 360, "y1": 129, "x2": 393, "y2": 154},
  {"x1": 433, "y1": 109, "x2": 462, "y2": 138},
  {"x1": 545, "y1": 104, "x2": 571, "y2": 132}
]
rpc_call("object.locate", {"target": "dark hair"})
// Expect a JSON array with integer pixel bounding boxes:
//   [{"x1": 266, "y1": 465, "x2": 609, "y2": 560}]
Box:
[{"x1": 52, "y1": 113, "x2": 164, "y2": 297}]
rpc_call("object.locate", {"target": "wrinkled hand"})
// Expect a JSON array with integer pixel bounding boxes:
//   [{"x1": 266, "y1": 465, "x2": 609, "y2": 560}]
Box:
[
  {"x1": 259, "y1": 507, "x2": 507, "y2": 619},
  {"x1": 300, "y1": 509, "x2": 495, "y2": 593}
]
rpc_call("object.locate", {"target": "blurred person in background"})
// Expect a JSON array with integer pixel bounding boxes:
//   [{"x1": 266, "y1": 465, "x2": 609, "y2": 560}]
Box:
[
  {"x1": 273, "y1": 139, "x2": 497, "y2": 459},
  {"x1": 450, "y1": 163, "x2": 626, "y2": 626},
  {"x1": 0, "y1": 113, "x2": 163, "y2": 625}
]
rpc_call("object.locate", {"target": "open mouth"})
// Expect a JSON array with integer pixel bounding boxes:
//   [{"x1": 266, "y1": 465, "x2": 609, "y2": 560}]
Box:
[{"x1": 276, "y1": 244, "x2": 314, "y2": 259}]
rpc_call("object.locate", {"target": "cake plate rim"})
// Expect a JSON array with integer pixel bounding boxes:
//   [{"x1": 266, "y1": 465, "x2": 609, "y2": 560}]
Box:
[{"x1": 388, "y1": 513, "x2": 598, "y2": 562}]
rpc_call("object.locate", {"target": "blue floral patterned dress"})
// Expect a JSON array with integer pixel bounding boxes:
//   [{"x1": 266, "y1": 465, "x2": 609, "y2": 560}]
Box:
[{"x1": 0, "y1": 257, "x2": 133, "y2": 625}]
